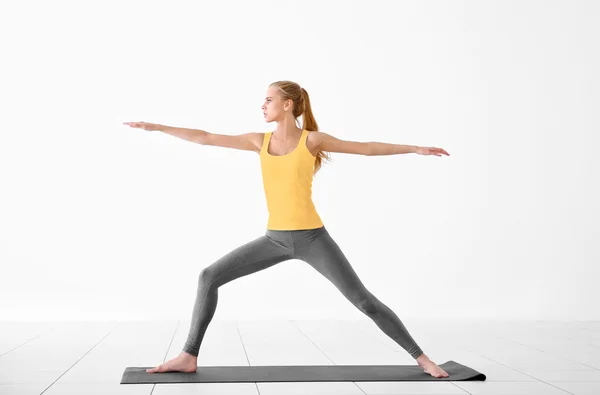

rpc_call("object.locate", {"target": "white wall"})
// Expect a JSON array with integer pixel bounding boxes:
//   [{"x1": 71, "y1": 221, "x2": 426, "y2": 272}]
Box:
[{"x1": 1, "y1": 0, "x2": 598, "y2": 322}]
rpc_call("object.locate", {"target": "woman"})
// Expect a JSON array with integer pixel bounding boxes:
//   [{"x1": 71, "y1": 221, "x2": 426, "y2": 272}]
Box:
[{"x1": 124, "y1": 80, "x2": 450, "y2": 378}]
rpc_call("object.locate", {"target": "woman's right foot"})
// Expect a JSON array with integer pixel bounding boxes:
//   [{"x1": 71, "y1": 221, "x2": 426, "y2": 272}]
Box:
[{"x1": 146, "y1": 351, "x2": 198, "y2": 373}]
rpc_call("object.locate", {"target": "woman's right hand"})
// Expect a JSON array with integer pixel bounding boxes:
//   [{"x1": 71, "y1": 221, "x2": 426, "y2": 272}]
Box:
[{"x1": 123, "y1": 121, "x2": 161, "y2": 131}]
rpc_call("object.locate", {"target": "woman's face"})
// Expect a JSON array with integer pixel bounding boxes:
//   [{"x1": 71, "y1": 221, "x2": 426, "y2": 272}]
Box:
[{"x1": 261, "y1": 87, "x2": 289, "y2": 123}]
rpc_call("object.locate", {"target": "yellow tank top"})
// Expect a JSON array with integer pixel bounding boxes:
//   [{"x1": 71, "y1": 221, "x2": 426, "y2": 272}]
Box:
[{"x1": 260, "y1": 129, "x2": 324, "y2": 230}]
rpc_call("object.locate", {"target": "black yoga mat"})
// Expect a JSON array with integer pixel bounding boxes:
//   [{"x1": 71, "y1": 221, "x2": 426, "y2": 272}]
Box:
[{"x1": 120, "y1": 360, "x2": 486, "y2": 384}]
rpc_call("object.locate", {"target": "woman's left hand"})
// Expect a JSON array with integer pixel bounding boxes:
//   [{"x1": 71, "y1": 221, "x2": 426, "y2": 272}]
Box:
[{"x1": 415, "y1": 146, "x2": 450, "y2": 157}]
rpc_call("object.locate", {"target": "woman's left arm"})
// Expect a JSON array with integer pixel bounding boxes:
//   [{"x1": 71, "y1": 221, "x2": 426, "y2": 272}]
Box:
[{"x1": 317, "y1": 132, "x2": 449, "y2": 157}]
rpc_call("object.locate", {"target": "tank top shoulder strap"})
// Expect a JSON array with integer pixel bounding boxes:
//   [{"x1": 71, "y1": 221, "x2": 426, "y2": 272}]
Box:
[
  {"x1": 299, "y1": 129, "x2": 312, "y2": 155},
  {"x1": 261, "y1": 132, "x2": 272, "y2": 154},
  {"x1": 300, "y1": 128, "x2": 308, "y2": 142}
]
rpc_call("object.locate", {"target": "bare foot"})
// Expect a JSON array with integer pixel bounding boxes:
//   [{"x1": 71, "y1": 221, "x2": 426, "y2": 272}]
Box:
[
  {"x1": 146, "y1": 351, "x2": 198, "y2": 373},
  {"x1": 416, "y1": 354, "x2": 449, "y2": 378}
]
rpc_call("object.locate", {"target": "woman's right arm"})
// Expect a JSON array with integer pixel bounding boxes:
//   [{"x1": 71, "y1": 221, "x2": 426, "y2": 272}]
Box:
[{"x1": 123, "y1": 122, "x2": 263, "y2": 153}]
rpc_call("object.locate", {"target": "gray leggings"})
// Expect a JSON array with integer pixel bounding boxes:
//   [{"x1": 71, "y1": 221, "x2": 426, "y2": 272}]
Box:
[{"x1": 182, "y1": 226, "x2": 424, "y2": 360}]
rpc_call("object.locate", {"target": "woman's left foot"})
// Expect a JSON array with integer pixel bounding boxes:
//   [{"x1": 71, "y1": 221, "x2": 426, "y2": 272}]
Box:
[{"x1": 416, "y1": 354, "x2": 449, "y2": 378}]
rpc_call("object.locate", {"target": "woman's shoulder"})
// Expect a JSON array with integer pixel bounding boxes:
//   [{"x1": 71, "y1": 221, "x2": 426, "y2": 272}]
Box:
[
  {"x1": 305, "y1": 130, "x2": 323, "y2": 156},
  {"x1": 245, "y1": 131, "x2": 270, "y2": 154}
]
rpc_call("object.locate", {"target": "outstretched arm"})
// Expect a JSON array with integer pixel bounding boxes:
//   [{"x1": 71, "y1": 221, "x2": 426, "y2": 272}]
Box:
[
  {"x1": 316, "y1": 132, "x2": 450, "y2": 157},
  {"x1": 123, "y1": 122, "x2": 262, "y2": 153}
]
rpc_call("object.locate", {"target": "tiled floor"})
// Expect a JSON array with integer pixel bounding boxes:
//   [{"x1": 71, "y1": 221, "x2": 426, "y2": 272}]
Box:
[{"x1": 0, "y1": 319, "x2": 598, "y2": 394}]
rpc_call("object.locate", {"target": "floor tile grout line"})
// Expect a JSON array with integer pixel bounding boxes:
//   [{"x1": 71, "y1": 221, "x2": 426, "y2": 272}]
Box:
[
  {"x1": 350, "y1": 319, "x2": 405, "y2": 353},
  {"x1": 235, "y1": 322, "x2": 262, "y2": 395},
  {"x1": 149, "y1": 320, "x2": 180, "y2": 395},
  {"x1": 497, "y1": 335, "x2": 600, "y2": 372},
  {"x1": 460, "y1": 345, "x2": 577, "y2": 395},
  {"x1": 289, "y1": 319, "x2": 369, "y2": 395},
  {"x1": 0, "y1": 333, "x2": 46, "y2": 359},
  {"x1": 453, "y1": 328, "x2": 583, "y2": 392},
  {"x1": 0, "y1": 322, "x2": 59, "y2": 359},
  {"x1": 38, "y1": 321, "x2": 122, "y2": 394}
]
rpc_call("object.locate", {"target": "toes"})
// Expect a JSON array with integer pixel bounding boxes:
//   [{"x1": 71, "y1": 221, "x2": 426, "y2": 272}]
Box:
[{"x1": 146, "y1": 365, "x2": 161, "y2": 373}]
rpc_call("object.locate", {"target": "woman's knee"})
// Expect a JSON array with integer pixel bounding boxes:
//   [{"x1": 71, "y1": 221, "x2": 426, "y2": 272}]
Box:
[
  {"x1": 198, "y1": 267, "x2": 216, "y2": 285},
  {"x1": 352, "y1": 292, "x2": 378, "y2": 315}
]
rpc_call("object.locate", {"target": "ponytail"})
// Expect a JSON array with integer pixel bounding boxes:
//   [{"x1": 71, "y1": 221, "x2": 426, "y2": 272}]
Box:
[{"x1": 270, "y1": 81, "x2": 331, "y2": 175}]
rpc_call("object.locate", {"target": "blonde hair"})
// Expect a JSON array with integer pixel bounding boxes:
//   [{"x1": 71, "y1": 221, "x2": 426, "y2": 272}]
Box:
[{"x1": 269, "y1": 80, "x2": 331, "y2": 175}]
